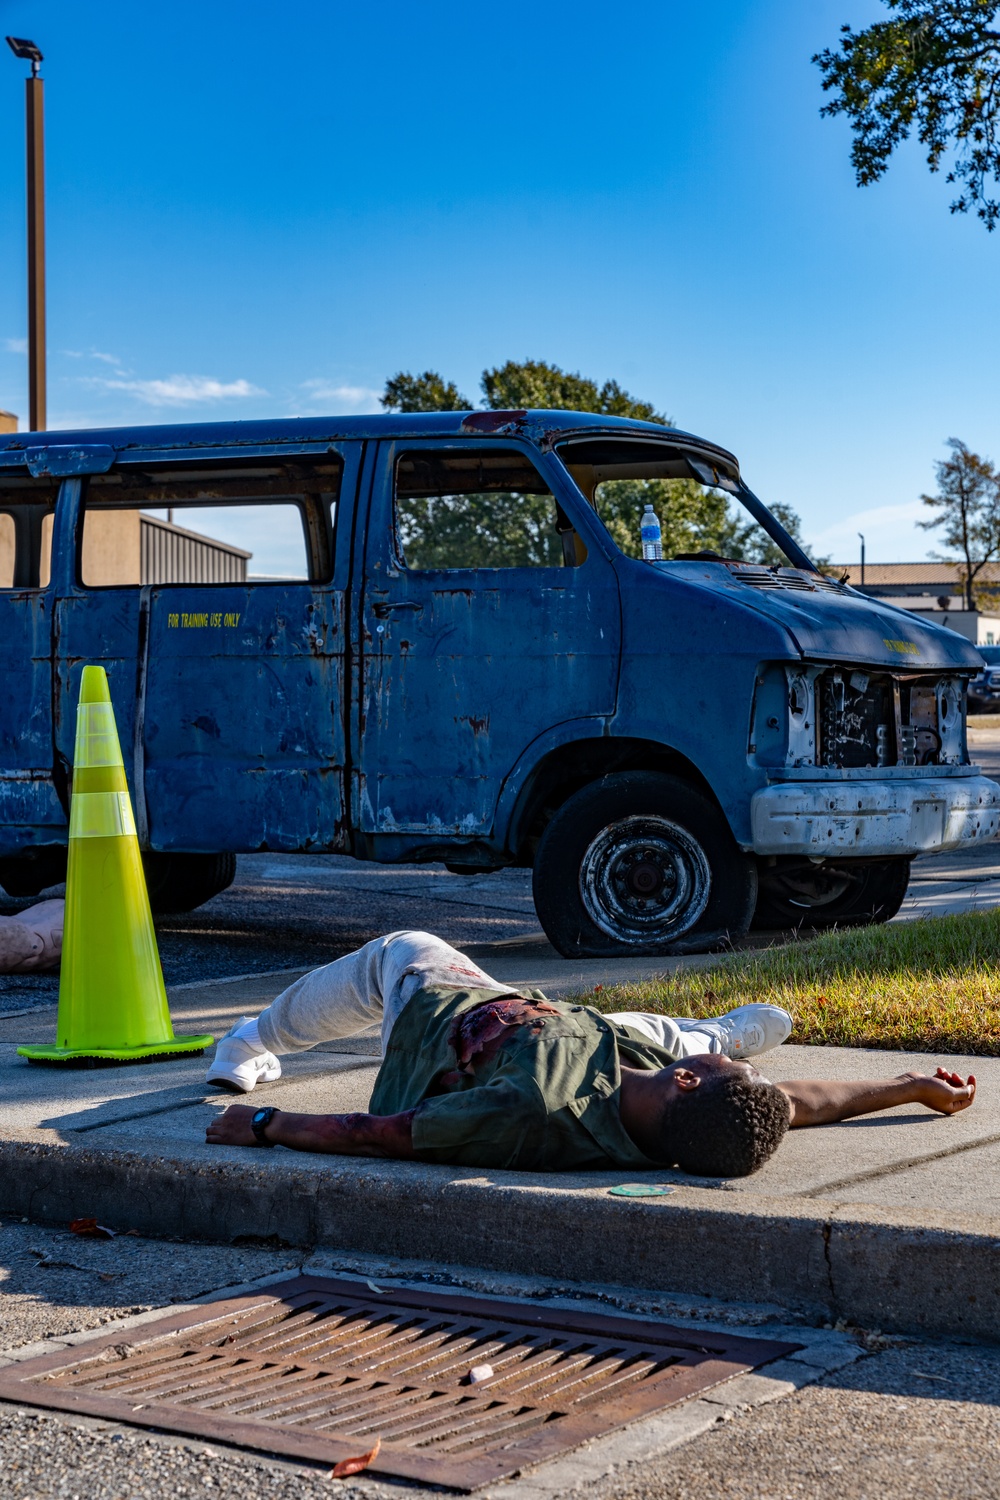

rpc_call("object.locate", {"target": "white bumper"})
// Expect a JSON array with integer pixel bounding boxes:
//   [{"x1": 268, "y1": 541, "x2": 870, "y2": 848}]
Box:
[{"x1": 751, "y1": 776, "x2": 1000, "y2": 857}]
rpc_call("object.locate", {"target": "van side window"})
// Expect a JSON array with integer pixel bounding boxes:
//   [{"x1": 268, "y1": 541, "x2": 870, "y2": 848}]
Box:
[
  {"x1": 0, "y1": 483, "x2": 58, "y2": 588},
  {"x1": 80, "y1": 462, "x2": 341, "y2": 586},
  {"x1": 394, "y1": 450, "x2": 585, "y2": 570},
  {"x1": 0, "y1": 515, "x2": 13, "y2": 588}
]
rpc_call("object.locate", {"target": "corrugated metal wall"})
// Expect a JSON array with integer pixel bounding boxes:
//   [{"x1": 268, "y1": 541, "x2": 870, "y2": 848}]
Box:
[{"x1": 140, "y1": 514, "x2": 250, "y2": 584}]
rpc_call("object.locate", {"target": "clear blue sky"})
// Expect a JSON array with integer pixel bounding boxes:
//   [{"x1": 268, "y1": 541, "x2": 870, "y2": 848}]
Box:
[{"x1": 1, "y1": 0, "x2": 996, "y2": 564}]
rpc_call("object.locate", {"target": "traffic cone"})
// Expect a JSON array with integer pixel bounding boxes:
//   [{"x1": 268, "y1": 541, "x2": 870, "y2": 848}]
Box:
[{"x1": 18, "y1": 667, "x2": 214, "y2": 1065}]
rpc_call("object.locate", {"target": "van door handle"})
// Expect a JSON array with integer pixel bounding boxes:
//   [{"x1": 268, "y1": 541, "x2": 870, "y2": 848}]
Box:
[{"x1": 372, "y1": 601, "x2": 421, "y2": 619}]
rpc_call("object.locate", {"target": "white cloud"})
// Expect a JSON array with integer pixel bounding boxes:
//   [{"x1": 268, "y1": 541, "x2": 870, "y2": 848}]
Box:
[
  {"x1": 3, "y1": 338, "x2": 27, "y2": 355},
  {"x1": 88, "y1": 373, "x2": 266, "y2": 407},
  {"x1": 809, "y1": 499, "x2": 931, "y2": 565},
  {"x1": 299, "y1": 380, "x2": 383, "y2": 414},
  {"x1": 90, "y1": 350, "x2": 123, "y2": 366}
]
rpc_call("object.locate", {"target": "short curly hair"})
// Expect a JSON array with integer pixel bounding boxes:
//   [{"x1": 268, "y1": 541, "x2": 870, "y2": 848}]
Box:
[{"x1": 657, "y1": 1074, "x2": 790, "y2": 1178}]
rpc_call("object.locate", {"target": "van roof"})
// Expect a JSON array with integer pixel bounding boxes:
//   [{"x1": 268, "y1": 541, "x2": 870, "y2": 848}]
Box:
[{"x1": 0, "y1": 409, "x2": 739, "y2": 473}]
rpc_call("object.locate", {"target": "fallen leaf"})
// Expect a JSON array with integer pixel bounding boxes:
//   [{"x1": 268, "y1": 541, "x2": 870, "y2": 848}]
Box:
[
  {"x1": 328, "y1": 1437, "x2": 381, "y2": 1478},
  {"x1": 70, "y1": 1218, "x2": 116, "y2": 1239}
]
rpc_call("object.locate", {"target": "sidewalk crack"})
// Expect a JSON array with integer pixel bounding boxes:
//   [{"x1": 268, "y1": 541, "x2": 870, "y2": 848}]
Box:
[{"x1": 821, "y1": 1218, "x2": 836, "y2": 1311}]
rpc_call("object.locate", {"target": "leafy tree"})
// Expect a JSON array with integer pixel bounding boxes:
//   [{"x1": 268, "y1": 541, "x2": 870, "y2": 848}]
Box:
[
  {"x1": 382, "y1": 370, "x2": 471, "y2": 412},
  {"x1": 480, "y1": 359, "x2": 672, "y2": 425},
  {"x1": 381, "y1": 359, "x2": 814, "y2": 567},
  {"x1": 814, "y1": 2, "x2": 1000, "y2": 228},
  {"x1": 919, "y1": 438, "x2": 1000, "y2": 606},
  {"x1": 397, "y1": 492, "x2": 561, "y2": 569}
]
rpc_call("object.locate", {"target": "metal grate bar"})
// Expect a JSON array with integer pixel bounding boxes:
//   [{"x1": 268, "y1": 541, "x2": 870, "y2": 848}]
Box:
[{"x1": 0, "y1": 1276, "x2": 799, "y2": 1489}]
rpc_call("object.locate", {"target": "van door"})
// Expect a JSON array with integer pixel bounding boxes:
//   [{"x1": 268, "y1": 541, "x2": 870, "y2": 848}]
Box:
[
  {"x1": 54, "y1": 448, "x2": 357, "y2": 855},
  {"x1": 356, "y1": 439, "x2": 621, "y2": 841},
  {"x1": 0, "y1": 474, "x2": 64, "y2": 880}
]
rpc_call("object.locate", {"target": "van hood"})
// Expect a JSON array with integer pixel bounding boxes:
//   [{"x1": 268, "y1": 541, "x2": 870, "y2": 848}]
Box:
[{"x1": 662, "y1": 561, "x2": 983, "y2": 671}]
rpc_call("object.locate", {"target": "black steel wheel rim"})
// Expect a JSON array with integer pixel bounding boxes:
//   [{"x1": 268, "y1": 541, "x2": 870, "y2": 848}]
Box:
[{"x1": 578, "y1": 815, "x2": 711, "y2": 943}]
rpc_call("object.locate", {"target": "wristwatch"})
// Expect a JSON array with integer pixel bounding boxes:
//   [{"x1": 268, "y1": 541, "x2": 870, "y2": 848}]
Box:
[{"x1": 250, "y1": 1106, "x2": 278, "y2": 1146}]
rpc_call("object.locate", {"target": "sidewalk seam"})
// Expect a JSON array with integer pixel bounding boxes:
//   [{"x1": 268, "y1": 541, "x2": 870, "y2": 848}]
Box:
[{"x1": 800, "y1": 1129, "x2": 1000, "y2": 1199}]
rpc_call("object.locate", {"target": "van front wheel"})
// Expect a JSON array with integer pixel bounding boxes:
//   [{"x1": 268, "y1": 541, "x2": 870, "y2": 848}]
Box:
[
  {"x1": 532, "y1": 772, "x2": 757, "y2": 958},
  {"x1": 752, "y1": 856, "x2": 910, "y2": 931}
]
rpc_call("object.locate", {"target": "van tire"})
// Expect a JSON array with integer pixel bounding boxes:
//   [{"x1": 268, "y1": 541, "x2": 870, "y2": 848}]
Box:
[
  {"x1": 532, "y1": 772, "x2": 758, "y2": 957},
  {"x1": 0, "y1": 847, "x2": 68, "y2": 899},
  {"x1": 142, "y1": 852, "x2": 238, "y2": 914},
  {"x1": 752, "y1": 856, "x2": 911, "y2": 931}
]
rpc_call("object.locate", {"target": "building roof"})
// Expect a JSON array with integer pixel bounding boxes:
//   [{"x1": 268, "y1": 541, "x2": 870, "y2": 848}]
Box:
[{"x1": 834, "y1": 562, "x2": 1000, "y2": 586}]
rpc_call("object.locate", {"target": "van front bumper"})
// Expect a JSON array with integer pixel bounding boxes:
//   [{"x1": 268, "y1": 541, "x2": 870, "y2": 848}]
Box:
[{"x1": 751, "y1": 775, "x2": 1000, "y2": 858}]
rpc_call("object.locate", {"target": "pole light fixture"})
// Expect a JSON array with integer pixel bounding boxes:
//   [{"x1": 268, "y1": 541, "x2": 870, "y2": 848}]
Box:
[{"x1": 6, "y1": 36, "x2": 46, "y2": 431}]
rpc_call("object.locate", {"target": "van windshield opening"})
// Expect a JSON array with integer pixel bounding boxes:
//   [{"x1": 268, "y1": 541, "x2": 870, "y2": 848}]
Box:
[{"x1": 556, "y1": 439, "x2": 808, "y2": 568}]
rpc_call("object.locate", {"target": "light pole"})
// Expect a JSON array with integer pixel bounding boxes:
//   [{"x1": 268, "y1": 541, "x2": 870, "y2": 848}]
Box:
[
  {"x1": 858, "y1": 531, "x2": 866, "y2": 589},
  {"x1": 6, "y1": 36, "x2": 46, "y2": 431}
]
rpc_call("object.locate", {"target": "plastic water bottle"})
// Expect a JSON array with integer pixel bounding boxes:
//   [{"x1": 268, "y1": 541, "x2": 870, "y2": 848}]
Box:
[{"x1": 640, "y1": 504, "x2": 663, "y2": 561}]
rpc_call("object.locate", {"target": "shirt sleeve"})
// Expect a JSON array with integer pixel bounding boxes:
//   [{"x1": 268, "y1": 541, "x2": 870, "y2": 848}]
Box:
[{"x1": 410, "y1": 1074, "x2": 547, "y2": 1168}]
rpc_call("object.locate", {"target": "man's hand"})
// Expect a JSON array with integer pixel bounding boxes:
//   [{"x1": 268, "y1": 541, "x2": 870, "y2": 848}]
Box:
[
  {"x1": 206, "y1": 1104, "x2": 257, "y2": 1147},
  {"x1": 897, "y1": 1067, "x2": 976, "y2": 1116}
]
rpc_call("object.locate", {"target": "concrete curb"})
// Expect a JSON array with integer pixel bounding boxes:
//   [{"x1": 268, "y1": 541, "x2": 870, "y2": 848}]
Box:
[{"x1": 3, "y1": 1138, "x2": 999, "y2": 1342}]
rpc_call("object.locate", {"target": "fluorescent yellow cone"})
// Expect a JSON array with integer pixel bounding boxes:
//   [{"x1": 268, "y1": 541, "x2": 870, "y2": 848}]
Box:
[{"x1": 18, "y1": 666, "x2": 214, "y2": 1064}]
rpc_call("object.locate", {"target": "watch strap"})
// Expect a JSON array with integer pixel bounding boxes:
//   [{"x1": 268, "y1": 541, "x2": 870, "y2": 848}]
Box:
[{"x1": 251, "y1": 1106, "x2": 278, "y2": 1146}]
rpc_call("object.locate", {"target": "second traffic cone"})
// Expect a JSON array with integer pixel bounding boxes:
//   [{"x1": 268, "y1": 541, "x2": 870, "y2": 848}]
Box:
[{"x1": 18, "y1": 666, "x2": 214, "y2": 1065}]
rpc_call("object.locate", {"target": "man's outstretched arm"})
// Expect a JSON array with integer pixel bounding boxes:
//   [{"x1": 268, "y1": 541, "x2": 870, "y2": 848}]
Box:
[
  {"x1": 778, "y1": 1067, "x2": 976, "y2": 1128},
  {"x1": 206, "y1": 1105, "x2": 417, "y2": 1158}
]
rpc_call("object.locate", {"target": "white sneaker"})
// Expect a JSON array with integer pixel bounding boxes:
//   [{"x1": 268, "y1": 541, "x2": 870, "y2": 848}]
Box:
[
  {"x1": 707, "y1": 1004, "x2": 793, "y2": 1059},
  {"x1": 206, "y1": 1017, "x2": 282, "y2": 1093}
]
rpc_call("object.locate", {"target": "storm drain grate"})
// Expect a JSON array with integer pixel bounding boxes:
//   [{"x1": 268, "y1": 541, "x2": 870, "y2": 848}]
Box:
[{"x1": 0, "y1": 1276, "x2": 798, "y2": 1488}]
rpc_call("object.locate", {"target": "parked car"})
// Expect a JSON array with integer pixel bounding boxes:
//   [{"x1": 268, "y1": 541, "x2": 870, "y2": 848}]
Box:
[
  {"x1": 968, "y1": 645, "x2": 1000, "y2": 713},
  {"x1": 1, "y1": 410, "x2": 997, "y2": 953}
]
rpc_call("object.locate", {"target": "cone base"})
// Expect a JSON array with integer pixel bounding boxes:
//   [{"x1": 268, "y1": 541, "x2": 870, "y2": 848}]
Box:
[{"x1": 18, "y1": 1034, "x2": 214, "y2": 1066}]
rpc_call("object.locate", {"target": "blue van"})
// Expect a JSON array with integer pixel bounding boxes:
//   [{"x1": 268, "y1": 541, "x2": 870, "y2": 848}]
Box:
[{"x1": 1, "y1": 409, "x2": 996, "y2": 955}]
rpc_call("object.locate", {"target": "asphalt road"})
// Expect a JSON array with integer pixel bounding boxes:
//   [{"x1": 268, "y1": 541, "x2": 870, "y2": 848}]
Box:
[
  {"x1": 0, "y1": 856, "x2": 541, "y2": 1011},
  {"x1": 0, "y1": 1220, "x2": 997, "y2": 1500},
  {"x1": 3, "y1": 728, "x2": 1000, "y2": 1014}
]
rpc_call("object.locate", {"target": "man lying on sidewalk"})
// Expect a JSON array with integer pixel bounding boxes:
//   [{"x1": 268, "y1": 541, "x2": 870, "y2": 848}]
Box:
[{"x1": 205, "y1": 931, "x2": 976, "y2": 1178}]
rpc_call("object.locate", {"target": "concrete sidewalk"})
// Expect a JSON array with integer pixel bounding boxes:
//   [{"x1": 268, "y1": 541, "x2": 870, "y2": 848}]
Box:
[{"x1": 1, "y1": 956, "x2": 998, "y2": 1343}]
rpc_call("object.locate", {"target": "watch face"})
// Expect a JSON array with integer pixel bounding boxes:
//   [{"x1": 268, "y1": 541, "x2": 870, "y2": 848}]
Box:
[{"x1": 252, "y1": 1109, "x2": 269, "y2": 1125}]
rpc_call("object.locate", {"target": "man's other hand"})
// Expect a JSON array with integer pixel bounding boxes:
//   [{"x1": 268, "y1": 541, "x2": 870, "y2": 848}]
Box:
[
  {"x1": 899, "y1": 1067, "x2": 977, "y2": 1115},
  {"x1": 206, "y1": 1104, "x2": 257, "y2": 1147}
]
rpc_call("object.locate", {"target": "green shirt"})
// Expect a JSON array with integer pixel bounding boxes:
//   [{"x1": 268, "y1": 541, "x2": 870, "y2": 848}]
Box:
[{"x1": 368, "y1": 986, "x2": 680, "y2": 1171}]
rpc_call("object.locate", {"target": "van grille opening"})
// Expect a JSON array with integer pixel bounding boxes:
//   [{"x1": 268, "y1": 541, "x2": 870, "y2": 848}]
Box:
[{"x1": 816, "y1": 668, "x2": 957, "y2": 768}]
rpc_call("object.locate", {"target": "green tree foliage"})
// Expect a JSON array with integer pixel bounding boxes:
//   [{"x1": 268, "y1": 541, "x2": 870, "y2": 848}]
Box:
[
  {"x1": 919, "y1": 438, "x2": 1000, "y2": 607},
  {"x1": 815, "y1": 2, "x2": 1000, "y2": 228},
  {"x1": 381, "y1": 359, "x2": 813, "y2": 567},
  {"x1": 479, "y1": 359, "x2": 672, "y2": 425},
  {"x1": 596, "y1": 484, "x2": 812, "y2": 564},
  {"x1": 398, "y1": 492, "x2": 562, "y2": 569},
  {"x1": 381, "y1": 370, "x2": 472, "y2": 411}
]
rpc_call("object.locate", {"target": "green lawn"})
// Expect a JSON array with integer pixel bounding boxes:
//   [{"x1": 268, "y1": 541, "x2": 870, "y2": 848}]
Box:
[{"x1": 585, "y1": 909, "x2": 1000, "y2": 1055}]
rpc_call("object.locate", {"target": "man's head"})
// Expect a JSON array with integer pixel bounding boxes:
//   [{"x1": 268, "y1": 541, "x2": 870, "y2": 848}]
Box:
[{"x1": 649, "y1": 1055, "x2": 790, "y2": 1177}]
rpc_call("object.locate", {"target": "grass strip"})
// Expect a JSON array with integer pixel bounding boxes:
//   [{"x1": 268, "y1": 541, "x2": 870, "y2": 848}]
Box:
[{"x1": 585, "y1": 909, "x2": 1000, "y2": 1055}]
